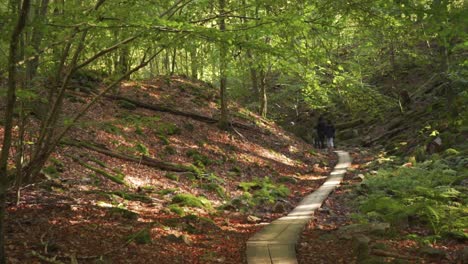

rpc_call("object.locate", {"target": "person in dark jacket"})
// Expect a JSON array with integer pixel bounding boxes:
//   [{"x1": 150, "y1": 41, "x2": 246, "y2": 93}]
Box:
[
  {"x1": 315, "y1": 116, "x2": 326, "y2": 149},
  {"x1": 324, "y1": 120, "x2": 336, "y2": 150}
]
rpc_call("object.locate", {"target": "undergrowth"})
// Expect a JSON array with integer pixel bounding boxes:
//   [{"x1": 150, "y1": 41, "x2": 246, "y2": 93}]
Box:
[
  {"x1": 226, "y1": 177, "x2": 290, "y2": 212},
  {"x1": 357, "y1": 151, "x2": 468, "y2": 242}
]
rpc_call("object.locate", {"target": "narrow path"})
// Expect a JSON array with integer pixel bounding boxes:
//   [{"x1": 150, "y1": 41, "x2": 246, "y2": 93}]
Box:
[{"x1": 246, "y1": 151, "x2": 352, "y2": 264}]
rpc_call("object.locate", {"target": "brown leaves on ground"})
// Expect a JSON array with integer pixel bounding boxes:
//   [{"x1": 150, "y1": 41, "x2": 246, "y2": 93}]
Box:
[{"x1": 5, "y1": 76, "x2": 333, "y2": 263}]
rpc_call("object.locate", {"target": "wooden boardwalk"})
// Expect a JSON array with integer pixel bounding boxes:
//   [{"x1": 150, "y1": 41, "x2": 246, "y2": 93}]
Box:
[{"x1": 246, "y1": 151, "x2": 352, "y2": 264}]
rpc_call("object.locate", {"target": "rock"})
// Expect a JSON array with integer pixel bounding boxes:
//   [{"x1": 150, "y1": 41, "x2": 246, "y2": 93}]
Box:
[
  {"x1": 456, "y1": 247, "x2": 468, "y2": 263},
  {"x1": 247, "y1": 215, "x2": 261, "y2": 223},
  {"x1": 353, "y1": 174, "x2": 365, "y2": 180},
  {"x1": 337, "y1": 222, "x2": 390, "y2": 239},
  {"x1": 353, "y1": 234, "x2": 371, "y2": 262},
  {"x1": 318, "y1": 207, "x2": 330, "y2": 214},
  {"x1": 272, "y1": 202, "x2": 287, "y2": 213}
]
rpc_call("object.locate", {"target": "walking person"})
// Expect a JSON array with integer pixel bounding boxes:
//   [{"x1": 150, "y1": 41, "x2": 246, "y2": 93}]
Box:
[
  {"x1": 315, "y1": 116, "x2": 326, "y2": 149},
  {"x1": 324, "y1": 119, "x2": 335, "y2": 151}
]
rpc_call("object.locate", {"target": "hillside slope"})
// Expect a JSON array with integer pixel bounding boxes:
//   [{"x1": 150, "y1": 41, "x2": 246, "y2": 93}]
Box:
[{"x1": 5, "y1": 76, "x2": 333, "y2": 263}]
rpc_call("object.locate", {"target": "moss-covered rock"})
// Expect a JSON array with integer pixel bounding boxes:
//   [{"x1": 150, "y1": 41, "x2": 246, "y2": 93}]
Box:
[
  {"x1": 109, "y1": 207, "x2": 139, "y2": 220},
  {"x1": 171, "y1": 193, "x2": 212, "y2": 209}
]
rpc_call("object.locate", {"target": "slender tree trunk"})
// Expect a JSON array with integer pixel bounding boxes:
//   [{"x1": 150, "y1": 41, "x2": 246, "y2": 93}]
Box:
[
  {"x1": 0, "y1": 1, "x2": 31, "y2": 262},
  {"x1": 170, "y1": 48, "x2": 177, "y2": 75},
  {"x1": 259, "y1": 69, "x2": 267, "y2": 118},
  {"x1": 27, "y1": 0, "x2": 49, "y2": 79},
  {"x1": 218, "y1": 0, "x2": 229, "y2": 129},
  {"x1": 164, "y1": 49, "x2": 170, "y2": 74},
  {"x1": 190, "y1": 46, "x2": 197, "y2": 79}
]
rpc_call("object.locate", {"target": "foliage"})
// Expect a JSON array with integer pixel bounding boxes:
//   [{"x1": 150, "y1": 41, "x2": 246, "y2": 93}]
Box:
[
  {"x1": 186, "y1": 149, "x2": 212, "y2": 168},
  {"x1": 233, "y1": 177, "x2": 290, "y2": 210},
  {"x1": 165, "y1": 172, "x2": 179, "y2": 181},
  {"x1": 357, "y1": 154, "x2": 468, "y2": 240}
]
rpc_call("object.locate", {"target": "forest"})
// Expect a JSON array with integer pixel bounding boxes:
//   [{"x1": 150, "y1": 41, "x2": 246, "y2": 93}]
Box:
[{"x1": 0, "y1": 0, "x2": 467, "y2": 263}]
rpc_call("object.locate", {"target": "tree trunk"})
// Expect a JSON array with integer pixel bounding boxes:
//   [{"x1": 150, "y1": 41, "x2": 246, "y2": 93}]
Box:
[
  {"x1": 259, "y1": 69, "x2": 267, "y2": 118},
  {"x1": 218, "y1": 0, "x2": 229, "y2": 129},
  {"x1": 170, "y1": 48, "x2": 177, "y2": 75},
  {"x1": 190, "y1": 46, "x2": 198, "y2": 79},
  {"x1": 27, "y1": 0, "x2": 49, "y2": 79},
  {"x1": 0, "y1": 1, "x2": 31, "y2": 262}
]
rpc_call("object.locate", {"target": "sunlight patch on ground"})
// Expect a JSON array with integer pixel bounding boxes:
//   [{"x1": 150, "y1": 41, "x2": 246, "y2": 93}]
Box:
[{"x1": 252, "y1": 146, "x2": 299, "y2": 167}]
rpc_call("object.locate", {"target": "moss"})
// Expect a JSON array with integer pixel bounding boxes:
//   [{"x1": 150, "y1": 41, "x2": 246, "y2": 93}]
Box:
[
  {"x1": 140, "y1": 185, "x2": 155, "y2": 191},
  {"x1": 100, "y1": 122, "x2": 122, "y2": 135},
  {"x1": 133, "y1": 143, "x2": 150, "y2": 156},
  {"x1": 168, "y1": 204, "x2": 185, "y2": 216},
  {"x1": 157, "y1": 188, "x2": 178, "y2": 195},
  {"x1": 73, "y1": 157, "x2": 127, "y2": 185},
  {"x1": 165, "y1": 172, "x2": 179, "y2": 181},
  {"x1": 117, "y1": 100, "x2": 137, "y2": 110},
  {"x1": 109, "y1": 207, "x2": 139, "y2": 220},
  {"x1": 157, "y1": 122, "x2": 181, "y2": 136},
  {"x1": 135, "y1": 126, "x2": 144, "y2": 135},
  {"x1": 201, "y1": 183, "x2": 227, "y2": 199},
  {"x1": 158, "y1": 134, "x2": 170, "y2": 145},
  {"x1": 171, "y1": 193, "x2": 212, "y2": 209},
  {"x1": 164, "y1": 145, "x2": 177, "y2": 155},
  {"x1": 42, "y1": 165, "x2": 60, "y2": 178},
  {"x1": 50, "y1": 158, "x2": 65, "y2": 172},
  {"x1": 237, "y1": 177, "x2": 290, "y2": 207},
  {"x1": 108, "y1": 191, "x2": 152, "y2": 203},
  {"x1": 278, "y1": 176, "x2": 298, "y2": 184},
  {"x1": 186, "y1": 149, "x2": 211, "y2": 167},
  {"x1": 126, "y1": 228, "x2": 152, "y2": 244}
]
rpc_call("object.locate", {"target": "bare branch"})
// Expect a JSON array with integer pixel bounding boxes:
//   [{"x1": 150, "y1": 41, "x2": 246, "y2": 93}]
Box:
[{"x1": 74, "y1": 35, "x2": 139, "y2": 70}]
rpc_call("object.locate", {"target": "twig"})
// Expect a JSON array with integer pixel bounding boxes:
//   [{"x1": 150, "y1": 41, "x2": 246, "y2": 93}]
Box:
[
  {"x1": 31, "y1": 251, "x2": 65, "y2": 264},
  {"x1": 230, "y1": 123, "x2": 246, "y2": 140}
]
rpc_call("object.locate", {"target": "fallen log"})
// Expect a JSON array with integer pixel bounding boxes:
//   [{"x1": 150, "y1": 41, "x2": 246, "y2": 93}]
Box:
[
  {"x1": 63, "y1": 140, "x2": 195, "y2": 173},
  {"x1": 68, "y1": 155, "x2": 128, "y2": 185},
  {"x1": 335, "y1": 119, "x2": 365, "y2": 130},
  {"x1": 105, "y1": 94, "x2": 259, "y2": 131},
  {"x1": 364, "y1": 127, "x2": 407, "y2": 147}
]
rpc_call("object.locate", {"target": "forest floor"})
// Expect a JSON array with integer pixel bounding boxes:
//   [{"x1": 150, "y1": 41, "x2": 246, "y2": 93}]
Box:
[
  {"x1": 2, "y1": 76, "x2": 466, "y2": 263},
  {"x1": 4, "y1": 76, "x2": 335, "y2": 263}
]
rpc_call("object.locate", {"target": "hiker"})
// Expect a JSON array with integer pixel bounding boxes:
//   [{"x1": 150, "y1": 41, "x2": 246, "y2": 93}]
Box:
[
  {"x1": 324, "y1": 119, "x2": 336, "y2": 151},
  {"x1": 315, "y1": 116, "x2": 326, "y2": 149}
]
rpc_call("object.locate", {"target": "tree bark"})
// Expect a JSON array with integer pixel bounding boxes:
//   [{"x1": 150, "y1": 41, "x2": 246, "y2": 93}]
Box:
[
  {"x1": 0, "y1": 1, "x2": 32, "y2": 262},
  {"x1": 259, "y1": 69, "x2": 267, "y2": 118},
  {"x1": 218, "y1": 0, "x2": 229, "y2": 129},
  {"x1": 27, "y1": 0, "x2": 49, "y2": 79}
]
